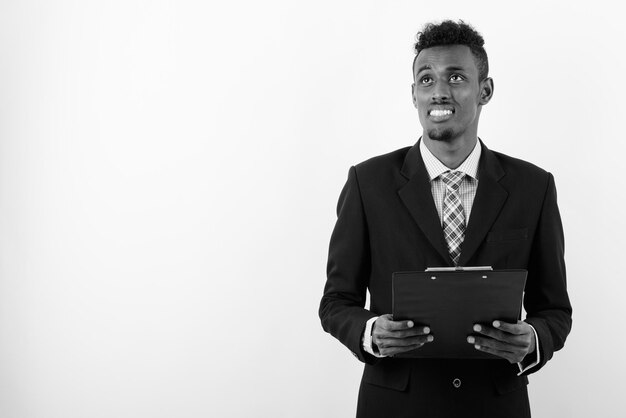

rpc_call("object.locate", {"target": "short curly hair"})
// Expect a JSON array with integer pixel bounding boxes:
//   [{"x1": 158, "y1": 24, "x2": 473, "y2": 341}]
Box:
[{"x1": 414, "y1": 20, "x2": 489, "y2": 81}]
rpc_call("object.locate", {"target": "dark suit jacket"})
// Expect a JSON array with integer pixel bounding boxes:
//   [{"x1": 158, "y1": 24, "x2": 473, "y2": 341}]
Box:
[{"x1": 319, "y1": 140, "x2": 572, "y2": 417}]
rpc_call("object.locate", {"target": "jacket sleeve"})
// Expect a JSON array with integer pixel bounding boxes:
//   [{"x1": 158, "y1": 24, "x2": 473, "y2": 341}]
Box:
[
  {"x1": 319, "y1": 166, "x2": 378, "y2": 364},
  {"x1": 522, "y1": 173, "x2": 572, "y2": 375}
]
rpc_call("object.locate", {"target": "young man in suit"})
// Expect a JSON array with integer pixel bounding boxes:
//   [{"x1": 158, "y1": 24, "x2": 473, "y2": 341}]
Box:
[{"x1": 319, "y1": 20, "x2": 572, "y2": 417}]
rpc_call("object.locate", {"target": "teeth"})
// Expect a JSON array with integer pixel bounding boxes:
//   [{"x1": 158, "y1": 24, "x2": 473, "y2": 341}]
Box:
[{"x1": 430, "y1": 109, "x2": 453, "y2": 117}]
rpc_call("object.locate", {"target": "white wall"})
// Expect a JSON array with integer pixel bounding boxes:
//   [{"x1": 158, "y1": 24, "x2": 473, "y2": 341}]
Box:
[{"x1": 0, "y1": 1, "x2": 623, "y2": 417}]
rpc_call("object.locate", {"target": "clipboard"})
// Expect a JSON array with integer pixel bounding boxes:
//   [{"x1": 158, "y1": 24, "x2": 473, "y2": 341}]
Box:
[{"x1": 392, "y1": 268, "x2": 527, "y2": 359}]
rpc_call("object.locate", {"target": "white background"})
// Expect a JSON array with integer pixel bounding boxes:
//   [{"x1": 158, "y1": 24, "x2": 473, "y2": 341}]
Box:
[{"x1": 0, "y1": 1, "x2": 624, "y2": 417}]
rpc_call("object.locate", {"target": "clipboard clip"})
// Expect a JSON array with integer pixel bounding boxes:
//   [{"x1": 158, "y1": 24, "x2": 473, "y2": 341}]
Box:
[{"x1": 425, "y1": 266, "x2": 493, "y2": 272}]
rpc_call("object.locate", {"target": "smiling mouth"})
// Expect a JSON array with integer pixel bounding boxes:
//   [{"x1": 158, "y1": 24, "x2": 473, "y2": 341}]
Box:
[{"x1": 428, "y1": 109, "x2": 454, "y2": 117}]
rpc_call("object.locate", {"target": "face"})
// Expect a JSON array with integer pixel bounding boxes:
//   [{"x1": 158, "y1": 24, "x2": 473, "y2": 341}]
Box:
[{"x1": 412, "y1": 44, "x2": 493, "y2": 143}]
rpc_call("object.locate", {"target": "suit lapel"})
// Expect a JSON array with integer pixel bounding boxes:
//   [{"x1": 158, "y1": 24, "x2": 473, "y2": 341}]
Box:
[
  {"x1": 397, "y1": 140, "x2": 508, "y2": 267},
  {"x1": 457, "y1": 143, "x2": 508, "y2": 266},
  {"x1": 398, "y1": 142, "x2": 452, "y2": 265}
]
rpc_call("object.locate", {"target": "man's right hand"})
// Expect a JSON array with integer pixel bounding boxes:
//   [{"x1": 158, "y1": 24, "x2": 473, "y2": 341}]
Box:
[{"x1": 372, "y1": 314, "x2": 433, "y2": 357}]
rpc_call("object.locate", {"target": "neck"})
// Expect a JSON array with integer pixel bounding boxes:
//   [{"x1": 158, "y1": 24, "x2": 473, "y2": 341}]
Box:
[{"x1": 422, "y1": 136, "x2": 478, "y2": 169}]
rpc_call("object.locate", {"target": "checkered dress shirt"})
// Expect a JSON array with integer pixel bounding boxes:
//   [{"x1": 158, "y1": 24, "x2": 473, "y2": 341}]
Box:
[{"x1": 419, "y1": 139, "x2": 481, "y2": 225}]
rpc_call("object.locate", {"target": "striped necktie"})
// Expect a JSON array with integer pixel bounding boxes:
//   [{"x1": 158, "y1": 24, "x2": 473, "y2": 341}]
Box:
[{"x1": 441, "y1": 170, "x2": 466, "y2": 265}]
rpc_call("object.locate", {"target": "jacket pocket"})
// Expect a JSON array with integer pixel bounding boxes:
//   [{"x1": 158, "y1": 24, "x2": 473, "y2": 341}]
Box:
[
  {"x1": 491, "y1": 367, "x2": 529, "y2": 395},
  {"x1": 362, "y1": 359, "x2": 410, "y2": 391},
  {"x1": 486, "y1": 227, "x2": 528, "y2": 243}
]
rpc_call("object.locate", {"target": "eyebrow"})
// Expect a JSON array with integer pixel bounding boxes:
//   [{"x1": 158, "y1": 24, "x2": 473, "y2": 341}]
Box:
[{"x1": 415, "y1": 65, "x2": 468, "y2": 75}]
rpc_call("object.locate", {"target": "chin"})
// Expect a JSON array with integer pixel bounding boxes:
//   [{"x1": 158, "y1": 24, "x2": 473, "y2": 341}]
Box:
[{"x1": 427, "y1": 128, "x2": 456, "y2": 142}]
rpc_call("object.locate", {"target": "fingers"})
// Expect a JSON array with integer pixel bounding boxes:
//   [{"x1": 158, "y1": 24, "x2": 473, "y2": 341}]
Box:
[
  {"x1": 375, "y1": 335, "x2": 434, "y2": 357},
  {"x1": 373, "y1": 315, "x2": 431, "y2": 339},
  {"x1": 467, "y1": 334, "x2": 515, "y2": 354},
  {"x1": 372, "y1": 314, "x2": 434, "y2": 357},
  {"x1": 467, "y1": 321, "x2": 535, "y2": 363},
  {"x1": 492, "y1": 320, "x2": 528, "y2": 335},
  {"x1": 470, "y1": 342, "x2": 519, "y2": 364},
  {"x1": 471, "y1": 323, "x2": 529, "y2": 346},
  {"x1": 377, "y1": 314, "x2": 420, "y2": 332},
  {"x1": 383, "y1": 344, "x2": 427, "y2": 357},
  {"x1": 389, "y1": 326, "x2": 431, "y2": 338},
  {"x1": 375, "y1": 334, "x2": 433, "y2": 349}
]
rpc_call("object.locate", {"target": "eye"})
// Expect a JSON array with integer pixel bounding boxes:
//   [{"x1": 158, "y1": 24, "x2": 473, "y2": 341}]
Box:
[
  {"x1": 450, "y1": 74, "x2": 465, "y2": 83},
  {"x1": 419, "y1": 76, "x2": 433, "y2": 85}
]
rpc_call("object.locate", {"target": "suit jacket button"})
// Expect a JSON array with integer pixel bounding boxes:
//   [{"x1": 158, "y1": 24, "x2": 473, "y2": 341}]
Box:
[{"x1": 453, "y1": 378, "x2": 461, "y2": 388}]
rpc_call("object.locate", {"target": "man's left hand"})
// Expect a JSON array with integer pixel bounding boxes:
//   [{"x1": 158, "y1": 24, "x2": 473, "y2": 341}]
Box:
[{"x1": 467, "y1": 320, "x2": 535, "y2": 364}]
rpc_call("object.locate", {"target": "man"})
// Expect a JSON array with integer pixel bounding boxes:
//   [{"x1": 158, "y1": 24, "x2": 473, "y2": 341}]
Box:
[{"x1": 319, "y1": 20, "x2": 572, "y2": 418}]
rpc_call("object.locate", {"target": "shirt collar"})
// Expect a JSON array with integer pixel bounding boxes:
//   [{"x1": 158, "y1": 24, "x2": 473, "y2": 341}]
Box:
[{"x1": 419, "y1": 138, "x2": 482, "y2": 181}]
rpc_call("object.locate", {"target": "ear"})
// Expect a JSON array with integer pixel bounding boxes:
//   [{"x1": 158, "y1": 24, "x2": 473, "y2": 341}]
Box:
[
  {"x1": 479, "y1": 77, "x2": 494, "y2": 105},
  {"x1": 411, "y1": 83, "x2": 418, "y2": 109}
]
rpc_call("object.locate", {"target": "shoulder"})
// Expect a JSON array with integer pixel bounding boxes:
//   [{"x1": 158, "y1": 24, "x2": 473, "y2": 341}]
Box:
[
  {"x1": 491, "y1": 149, "x2": 551, "y2": 179},
  {"x1": 352, "y1": 146, "x2": 411, "y2": 179},
  {"x1": 488, "y1": 148, "x2": 555, "y2": 194}
]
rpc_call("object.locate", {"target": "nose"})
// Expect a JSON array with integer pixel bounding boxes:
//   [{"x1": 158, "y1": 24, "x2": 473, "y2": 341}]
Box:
[{"x1": 432, "y1": 81, "x2": 450, "y2": 102}]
